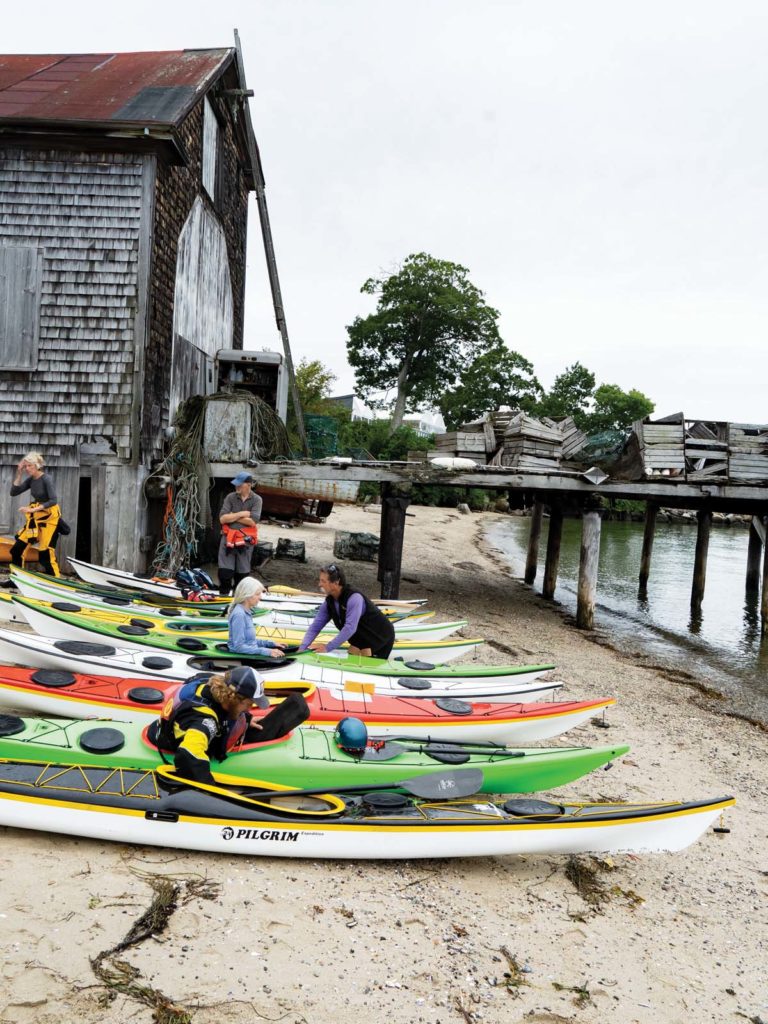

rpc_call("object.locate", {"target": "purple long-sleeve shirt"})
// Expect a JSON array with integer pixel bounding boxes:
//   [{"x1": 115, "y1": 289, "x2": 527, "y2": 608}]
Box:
[{"x1": 298, "y1": 593, "x2": 366, "y2": 652}]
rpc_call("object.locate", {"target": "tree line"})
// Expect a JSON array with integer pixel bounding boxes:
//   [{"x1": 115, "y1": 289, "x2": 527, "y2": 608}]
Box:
[{"x1": 291, "y1": 251, "x2": 654, "y2": 450}]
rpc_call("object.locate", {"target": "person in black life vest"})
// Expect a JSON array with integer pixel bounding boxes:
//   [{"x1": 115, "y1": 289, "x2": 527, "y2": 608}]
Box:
[
  {"x1": 151, "y1": 666, "x2": 309, "y2": 784},
  {"x1": 298, "y1": 563, "x2": 395, "y2": 659}
]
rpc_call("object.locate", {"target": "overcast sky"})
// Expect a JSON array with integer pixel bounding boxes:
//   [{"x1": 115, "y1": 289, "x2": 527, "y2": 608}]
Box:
[{"x1": 4, "y1": 1, "x2": 768, "y2": 423}]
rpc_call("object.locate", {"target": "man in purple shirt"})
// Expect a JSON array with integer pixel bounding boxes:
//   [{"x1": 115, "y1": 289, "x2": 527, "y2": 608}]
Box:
[{"x1": 298, "y1": 564, "x2": 395, "y2": 659}]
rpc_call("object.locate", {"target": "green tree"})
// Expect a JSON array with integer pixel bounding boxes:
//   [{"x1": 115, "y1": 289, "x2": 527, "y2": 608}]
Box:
[
  {"x1": 346, "y1": 253, "x2": 503, "y2": 434},
  {"x1": 294, "y1": 358, "x2": 337, "y2": 412},
  {"x1": 587, "y1": 384, "x2": 654, "y2": 433},
  {"x1": 534, "y1": 362, "x2": 596, "y2": 427},
  {"x1": 439, "y1": 343, "x2": 542, "y2": 429}
]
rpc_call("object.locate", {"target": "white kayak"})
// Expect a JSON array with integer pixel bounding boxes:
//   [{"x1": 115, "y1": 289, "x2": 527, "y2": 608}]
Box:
[
  {"x1": 0, "y1": 759, "x2": 735, "y2": 860},
  {"x1": 11, "y1": 598, "x2": 482, "y2": 666},
  {"x1": 0, "y1": 588, "x2": 459, "y2": 642},
  {"x1": 0, "y1": 628, "x2": 562, "y2": 702},
  {"x1": 67, "y1": 556, "x2": 427, "y2": 609}
]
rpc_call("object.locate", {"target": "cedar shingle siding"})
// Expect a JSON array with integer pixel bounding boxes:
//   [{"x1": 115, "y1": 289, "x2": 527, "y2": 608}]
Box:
[
  {"x1": 0, "y1": 149, "x2": 143, "y2": 463},
  {"x1": 0, "y1": 48, "x2": 254, "y2": 568}
]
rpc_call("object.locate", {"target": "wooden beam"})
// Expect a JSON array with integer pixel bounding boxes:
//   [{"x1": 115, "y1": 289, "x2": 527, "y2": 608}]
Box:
[
  {"x1": 691, "y1": 508, "x2": 713, "y2": 612},
  {"x1": 524, "y1": 501, "x2": 544, "y2": 585},
  {"x1": 638, "y1": 502, "x2": 658, "y2": 594},
  {"x1": 542, "y1": 503, "x2": 564, "y2": 600},
  {"x1": 208, "y1": 461, "x2": 768, "y2": 510},
  {"x1": 576, "y1": 507, "x2": 603, "y2": 630},
  {"x1": 746, "y1": 516, "x2": 763, "y2": 593},
  {"x1": 378, "y1": 483, "x2": 411, "y2": 599}
]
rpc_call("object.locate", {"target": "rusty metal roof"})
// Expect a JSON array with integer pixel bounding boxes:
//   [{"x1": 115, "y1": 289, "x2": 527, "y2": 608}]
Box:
[{"x1": 0, "y1": 49, "x2": 233, "y2": 125}]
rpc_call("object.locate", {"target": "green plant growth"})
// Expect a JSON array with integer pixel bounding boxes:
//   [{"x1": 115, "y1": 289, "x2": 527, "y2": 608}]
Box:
[{"x1": 346, "y1": 253, "x2": 512, "y2": 434}]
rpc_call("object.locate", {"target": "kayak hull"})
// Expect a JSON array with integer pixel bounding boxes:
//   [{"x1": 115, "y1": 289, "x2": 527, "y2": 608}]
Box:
[
  {"x1": 0, "y1": 628, "x2": 560, "y2": 701},
  {"x1": 12, "y1": 597, "x2": 482, "y2": 665},
  {"x1": 0, "y1": 715, "x2": 630, "y2": 793},
  {"x1": 0, "y1": 760, "x2": 734, "y2": 859},
  {"x1": 0, "y1": 667, "x2": 613, "y2": 744}
]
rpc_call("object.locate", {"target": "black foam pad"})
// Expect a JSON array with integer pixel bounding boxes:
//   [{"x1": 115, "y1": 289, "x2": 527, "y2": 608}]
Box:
[
  {"x1": 362, "y1": 792, "x2": 409, "y2": 810},
  {"x1": 117, "y1": 625, "x2": 150, "y2": 636},
  {"x1": 503, "y1": 799, "x2": 565, "y2": 818},
  {"x1": 142, "y1": 656, "x2": 173, "y2": 670},
  {"x1": 54, "y1": 640, "x2": 117, "y2": 656},
  {"x1": 31, "y1": 669, "x2": 76, "y2": 688},
  {"x1": 52, "y1": 602, "x2": 82, "y2": 612},
  {"x1": 103, "y1": 596, "x2": 131, "y2": 606},
  {"x1": 0, "y1": 715, "x2": 24, "y2": 737},
  {"x1": 435, "y1": 698, "x2": 473, "y2": 715},
  {"x1": 130, "y1": 618, "x2": 155, "y2": 629},
  {"x1": 404, "y1": 660, "x2": 436, "y2": 671},
  {"x1": 396, "y1": 677, "x2": 431, "y2": 690},
  {"x1": 79, "y1": 727, "x2": 125, "y2": 755},
  {"x1": 424, "y1": 743, "x2": 470, "y2": 765},
  {"x1": 177, "y1": 638, "x2": 206, "y2": 651},
  {"x1": 128, "y1": 687, "x2": 164, "y2": 705}
]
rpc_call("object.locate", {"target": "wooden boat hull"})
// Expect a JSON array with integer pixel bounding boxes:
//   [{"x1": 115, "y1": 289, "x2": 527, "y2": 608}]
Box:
[{"x1": 0, "y1": 760, "x2": 734, "y2": 859}]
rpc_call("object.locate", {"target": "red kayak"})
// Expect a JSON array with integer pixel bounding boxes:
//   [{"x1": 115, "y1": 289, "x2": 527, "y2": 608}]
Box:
[{"x1": 0, "y1": 666, "x2": 613, "y2": 745}]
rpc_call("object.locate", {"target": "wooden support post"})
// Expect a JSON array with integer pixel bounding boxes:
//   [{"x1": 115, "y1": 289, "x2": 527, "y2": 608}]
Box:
[
  {"x1": 638, "y1": 502, "x2": 658, "y2": 594},
  {"x1": 542, "y1": 503, "x2": 563, "y2": 600},
  {"x1": 690, "y1": 508, "x2": 713, "y2": 613},
  {"x1": 761, "y1": 517, "x2": 768, "y2": 635},
  {"x1": 576, "y1": 506, "x2": 603, "y2": 630},
  {"x1": 378, "y1": 483, "x2": 412, "y2": 599},
  {"x1": 746, "y1": 516, "x2": 763, "y2": 593},
  {"x1": 524, "y1": 500, "x2": 544, "y2": 585}
]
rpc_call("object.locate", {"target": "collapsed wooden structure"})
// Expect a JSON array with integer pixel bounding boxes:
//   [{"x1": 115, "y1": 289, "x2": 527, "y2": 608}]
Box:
[{"x1": 214, "y1": 417, "x2": 768, "y2": 634}]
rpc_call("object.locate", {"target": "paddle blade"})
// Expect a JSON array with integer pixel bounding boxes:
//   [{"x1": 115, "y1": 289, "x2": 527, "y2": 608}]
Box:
[{"x1": 404, "y1": 769, "x2": 484, "y2": 800}]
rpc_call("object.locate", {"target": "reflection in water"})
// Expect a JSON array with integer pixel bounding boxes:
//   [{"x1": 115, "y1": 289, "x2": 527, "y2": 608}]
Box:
[{"x1": 486, "y1": 517, "x2": 768, "y2": 721}]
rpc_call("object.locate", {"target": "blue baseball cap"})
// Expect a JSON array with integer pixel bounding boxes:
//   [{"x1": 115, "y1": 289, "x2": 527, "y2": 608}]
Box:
[
  {"x1": 227, "y1": 666, "x2": 270, "y2": 708},
  {"x1": 231, "y1": 472, "x2": 254, "y2": 486}
]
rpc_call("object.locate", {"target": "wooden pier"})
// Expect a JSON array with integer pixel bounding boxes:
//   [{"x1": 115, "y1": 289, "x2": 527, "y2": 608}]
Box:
[{"x1": 210, "y1": 456, "x2": 768, "y2": 634}]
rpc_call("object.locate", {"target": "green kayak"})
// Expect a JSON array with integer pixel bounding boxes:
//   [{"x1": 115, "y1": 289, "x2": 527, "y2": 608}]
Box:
[{"x1": 0, "y1": 714, "x2": 629, "y2": 794}]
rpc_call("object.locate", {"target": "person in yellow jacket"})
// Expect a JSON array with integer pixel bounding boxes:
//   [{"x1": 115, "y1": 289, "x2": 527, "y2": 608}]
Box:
[{"x1": 9, "y1": 452, "x2": 62, "y2": 577}]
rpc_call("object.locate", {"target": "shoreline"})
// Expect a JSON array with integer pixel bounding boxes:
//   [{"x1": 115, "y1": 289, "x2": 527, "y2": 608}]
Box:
[{"x1": 0, "y1": 504, "x2": 766, "y2": 1024}]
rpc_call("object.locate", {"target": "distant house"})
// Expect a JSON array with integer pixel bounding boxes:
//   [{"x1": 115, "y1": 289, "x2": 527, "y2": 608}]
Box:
[{"x1": 0, "y1": 45, "x2": 262, "y2": 568}]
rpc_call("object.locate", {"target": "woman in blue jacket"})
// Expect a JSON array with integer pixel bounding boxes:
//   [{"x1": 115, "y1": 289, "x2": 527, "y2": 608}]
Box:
[{"x1": 227, "y1": 577, "x2": 286, "y2": 658}]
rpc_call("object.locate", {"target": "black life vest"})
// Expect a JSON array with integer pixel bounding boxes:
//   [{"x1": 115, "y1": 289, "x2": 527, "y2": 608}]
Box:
[
  {"x1": 155, "y1": 680, "x2": 249, "y2": 760},
  {"x1": 325, "y1": 586, "x2": 395, "y2": 653}
]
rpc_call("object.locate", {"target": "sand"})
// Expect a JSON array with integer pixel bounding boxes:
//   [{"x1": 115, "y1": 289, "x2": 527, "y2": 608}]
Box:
[{"x1": 0, "y1": 503, "x2": 766, "y2": 1024}]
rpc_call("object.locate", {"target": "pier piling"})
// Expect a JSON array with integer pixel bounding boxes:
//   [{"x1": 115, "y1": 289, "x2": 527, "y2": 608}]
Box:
[
  {"x1": 576, "y1": 506, "x2": 603, "y2": 629},
  {"x1": 747, "y1": 516, "x2": 764, "y2": 593},
  {"x1": 691, "y1": 508, "x2": 713, "y2": 613},
  {"x1": 524, "y1": 500, "x2": 544, "y2": 585},
  {"x1": 542, "y1": 503, "x2": 563, "y2": 600},
  {"x1": 638, "y1": 502, "x2": 658, "y2": 595}
]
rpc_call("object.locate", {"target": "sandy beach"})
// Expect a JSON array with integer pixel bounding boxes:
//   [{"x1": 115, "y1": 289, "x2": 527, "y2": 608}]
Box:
[{"x1": 0, "y1": 502, "x2": 766, "y2": 1024}]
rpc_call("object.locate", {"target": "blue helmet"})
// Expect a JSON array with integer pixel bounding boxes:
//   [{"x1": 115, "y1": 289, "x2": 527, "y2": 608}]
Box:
[{"x1": 334, "y1": 717, "x2": 368, "y2": 756}]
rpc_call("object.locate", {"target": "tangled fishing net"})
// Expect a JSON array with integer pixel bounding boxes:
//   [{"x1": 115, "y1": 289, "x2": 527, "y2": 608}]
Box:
[{"x1": 145, "y1": 392, "x2": 291, "y2": 575}]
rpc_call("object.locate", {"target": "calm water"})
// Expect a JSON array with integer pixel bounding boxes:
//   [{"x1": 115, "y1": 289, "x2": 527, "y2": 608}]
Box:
[{"x1": 485, "y1": 517, "x2": 768, "y2": 720}]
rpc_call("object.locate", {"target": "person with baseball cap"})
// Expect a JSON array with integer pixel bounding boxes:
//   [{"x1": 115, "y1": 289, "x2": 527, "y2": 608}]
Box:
[
  {"x1": 217, "y1": 471, "x2": 262, "y2": 596},
  {"x1": 151, "y1": 666, "x2": 309, "y2": 784}
]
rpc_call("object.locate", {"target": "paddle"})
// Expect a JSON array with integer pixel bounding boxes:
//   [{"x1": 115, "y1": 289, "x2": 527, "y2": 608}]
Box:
[{"x1": 157, "y1": 765, "x2": 484, "y2": 801}]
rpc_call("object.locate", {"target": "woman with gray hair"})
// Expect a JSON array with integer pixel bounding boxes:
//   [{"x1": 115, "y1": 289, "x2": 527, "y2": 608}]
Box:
[
  {"x1": 227, "y1": 577, "x2": 287, "y2": 659},
  {"x1": 9, "y1": 452, "x2": 63, "y2": 576}
]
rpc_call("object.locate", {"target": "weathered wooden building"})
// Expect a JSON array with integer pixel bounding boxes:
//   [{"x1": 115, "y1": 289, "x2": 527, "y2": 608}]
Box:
[{"x1": 0, "y1": 45, "x2": 262, "y2": 568}]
